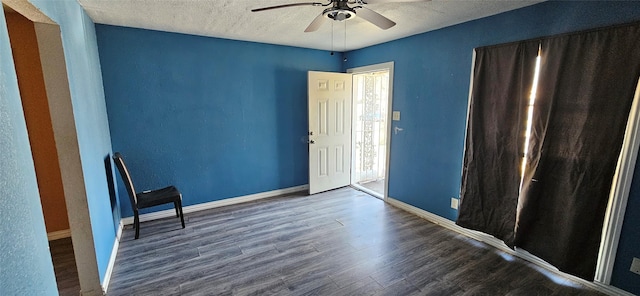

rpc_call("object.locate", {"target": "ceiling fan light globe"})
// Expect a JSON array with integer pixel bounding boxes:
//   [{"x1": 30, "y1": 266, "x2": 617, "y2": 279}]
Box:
[{"x1": 327, "y1": 10, "x2": 354, "y2": 21}]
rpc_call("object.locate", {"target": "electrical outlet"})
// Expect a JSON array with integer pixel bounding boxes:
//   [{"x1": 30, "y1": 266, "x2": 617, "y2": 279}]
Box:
[
  {"x1": 631, "y1": 257, "x2": 640, "y2": 275},
  {"x1": 451, "y1": 197, "x2": 459, "y2": 210},
  {"x1": 392, "y1": 111, "x2": 401, "y2": 121}
]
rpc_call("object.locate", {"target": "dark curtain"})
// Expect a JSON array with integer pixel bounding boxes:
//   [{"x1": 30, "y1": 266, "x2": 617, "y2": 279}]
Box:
[
  {"x1": 457, "y1": 42, "x2": 538, "y2": 246},
  {"x1": 515, "y1": 24, "x2": 640, "y2": 280}
]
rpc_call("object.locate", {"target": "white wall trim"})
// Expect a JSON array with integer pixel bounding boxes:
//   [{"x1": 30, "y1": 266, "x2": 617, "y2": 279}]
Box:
[
  {"x1": 47, "y1": 229, "x2": 71, "y2": 241},
  {"x1": 460, "y1": 49, "x2": 476, "y2": 192},
  {"x1": 385, "y1": 197, "x2": 634, "y2": 296},
  {"x1": 101, "y1": 221, "x2": 123, "y2": 293},
  {"x1": 595, "y1": 77, "x2": 640, "y2": 284},
  {"x1": 121, "y1": 185, "x2": 309, "y2": 225}
]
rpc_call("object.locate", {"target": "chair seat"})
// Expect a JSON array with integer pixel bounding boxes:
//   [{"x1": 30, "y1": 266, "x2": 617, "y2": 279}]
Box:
[{"x1": 137, "y1": 186, "x2": 181, "y2": 209}]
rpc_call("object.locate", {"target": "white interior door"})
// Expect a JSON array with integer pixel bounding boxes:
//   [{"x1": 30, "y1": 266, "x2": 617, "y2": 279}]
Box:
[{"x1": 308, "y1": 71, "x2": 353, "y2": 194}]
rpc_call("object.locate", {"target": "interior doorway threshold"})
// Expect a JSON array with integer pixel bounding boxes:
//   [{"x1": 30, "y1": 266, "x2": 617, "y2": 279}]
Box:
[{"x1": 351, "y1": 184, "x2": 383, "y2": 200}]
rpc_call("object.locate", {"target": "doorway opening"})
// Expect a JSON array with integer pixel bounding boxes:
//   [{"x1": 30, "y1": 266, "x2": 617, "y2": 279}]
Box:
[
  {"x1": 3, "y1": 1, "x2": 103, "y2": 294},
  {"x1": 3, "y1": 6, "x2": 79, "y2": 295},
  {"x1": 306, "y1": 63, "x2": 393, "y2": 198},
  {"x1": 349, "y1": 62, "x2": 394, "y2": 199}
]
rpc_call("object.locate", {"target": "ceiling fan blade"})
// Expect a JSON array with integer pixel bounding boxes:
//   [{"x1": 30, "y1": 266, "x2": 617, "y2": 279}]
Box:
[
  {"x1": 356, "y1": 0, "x2": 431, "y2": 3},
  {"x1": 305, "y1": 13, "x2": 327, "y2": 32},
  {"x1": 251, "y1": 2, "x2": 324, "y2": 12},
  {"x1": 355, "y1": 7, "x2": 396, "y2": 30}
]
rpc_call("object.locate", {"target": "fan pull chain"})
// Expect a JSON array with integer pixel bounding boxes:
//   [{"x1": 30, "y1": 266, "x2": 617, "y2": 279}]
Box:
[
  {"x1": 343, "y1": 19, "x2": 347, "y2": 62},
  {"x1": 331, "y1": 21, "x2": 334, "y2": 55}
]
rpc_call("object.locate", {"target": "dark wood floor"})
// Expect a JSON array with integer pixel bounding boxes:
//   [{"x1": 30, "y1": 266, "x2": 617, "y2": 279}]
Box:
[
  {"x1": 106, "y1": 187, "x2": 605, "y2": 295},
  {"x1": 49, "y1": 237, "x2": 80, "y2": 296}
]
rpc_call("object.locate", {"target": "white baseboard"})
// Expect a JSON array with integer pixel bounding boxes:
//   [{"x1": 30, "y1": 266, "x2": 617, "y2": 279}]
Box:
[
  {"x1": 102, "y1": 220, "x2": 123, "y2": 293},
  {"x1": 115, "y1": 219, "x2": 123, "y2": 241},
  {"x1": 47, "y1": 229, "x2": 71, "y2": 241},
  {"x1": 121, "y1": 185, "x2": 309, "y2": 225},
  {"x1": 385, "y1": 197, "x2": 634, "y2": 296}
]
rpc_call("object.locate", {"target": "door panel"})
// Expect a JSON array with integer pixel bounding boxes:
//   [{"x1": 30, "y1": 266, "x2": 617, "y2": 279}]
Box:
[
  {"x1": 336, "y1": 99, "x2": 345, "y2": 134},
  {"x1": 318, "y1": 99, "x2": 328, "y2": 136},
  {"x1": 308, "y1": 71, "x2": 352, "y2": 194}
]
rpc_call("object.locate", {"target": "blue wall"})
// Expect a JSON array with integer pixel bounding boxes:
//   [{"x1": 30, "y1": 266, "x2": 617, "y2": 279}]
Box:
[
  {"x1": 0, "y1": 8, "x2": 58, "y2": 295},
  {"x1": 343, "y1": 1, "x2": 640, "y2": 293},
  {"x1": 97, "y1": 26, "x2": 342, "y2": 218},
  {"x1": 29, "y1": 0, "x2": 119, "y2": 283}
]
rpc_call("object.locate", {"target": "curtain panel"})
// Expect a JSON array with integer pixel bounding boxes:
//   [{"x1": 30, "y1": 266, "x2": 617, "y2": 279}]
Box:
[
  {"x1": 459, "y1": 22, "x2": 640, "y2": 281},
  {"x1": 515, "y1": 23, "x2": 640, "y2": 280},
  {"x1": 457, "y1": 42, "x2": 538, "y2": 247}
]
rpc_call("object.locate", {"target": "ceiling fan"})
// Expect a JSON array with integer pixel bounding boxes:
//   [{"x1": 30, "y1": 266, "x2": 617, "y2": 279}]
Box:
[{"x1": 251, "y1": 0, "x2": 429, "y2": 32}]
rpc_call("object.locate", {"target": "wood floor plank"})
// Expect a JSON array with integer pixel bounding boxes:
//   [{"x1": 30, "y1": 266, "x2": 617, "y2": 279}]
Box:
[
  {"x1": 49, "y1": 237, "x2": 80, "y2": 296},
  {"x1": 105, "y1": 187, "x2": 606, "y2": 295},
  {"x1": 373, "y1": 279, "x2": 421, "y2": 296},
  {"x1": 283, "y1": 273, "x2": 338, "y2": 295},
  {"x1": 336, "y1": 276, "x2": 384, "y2": 295}
]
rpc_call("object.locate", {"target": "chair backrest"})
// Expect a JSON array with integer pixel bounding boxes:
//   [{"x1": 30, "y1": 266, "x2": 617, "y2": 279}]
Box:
[{"x1": 113, "y1": 152, "x2": 138, "y2": 209}]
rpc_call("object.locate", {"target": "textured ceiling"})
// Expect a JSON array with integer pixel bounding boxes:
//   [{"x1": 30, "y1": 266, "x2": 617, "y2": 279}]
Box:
[{"x1": 78, "y1": 0, "x2": 543, "y2": 51}]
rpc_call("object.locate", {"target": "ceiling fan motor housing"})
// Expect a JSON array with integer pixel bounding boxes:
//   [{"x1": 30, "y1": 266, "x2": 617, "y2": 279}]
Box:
[
  {"x1": 251, "y1": 0, "x2": 397, "y2": 32},
  {"x1": 324, "y1": 7, "x2": 356, "y2": 21}
]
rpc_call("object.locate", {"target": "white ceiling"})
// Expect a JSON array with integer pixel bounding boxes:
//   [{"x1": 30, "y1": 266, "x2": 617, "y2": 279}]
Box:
[{"x1": 78, "y1": 0, "x2": 543, "y2": 51}]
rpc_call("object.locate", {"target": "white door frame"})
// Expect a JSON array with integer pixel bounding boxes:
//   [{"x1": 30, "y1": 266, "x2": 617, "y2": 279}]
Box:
[
  {"x1": 347, "y1": 61, "x2": 394, "y2": 200},
  {"x1": 595, "y1": 77, "x2": 640, "y2": 284}
]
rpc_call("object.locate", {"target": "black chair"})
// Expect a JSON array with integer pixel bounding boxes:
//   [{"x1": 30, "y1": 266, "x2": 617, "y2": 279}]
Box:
[{"x1": 113, "y1": 152, "x2": 185, "y2": 239}]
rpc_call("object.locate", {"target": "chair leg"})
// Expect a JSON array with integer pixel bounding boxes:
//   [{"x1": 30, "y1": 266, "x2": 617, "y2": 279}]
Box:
[
  {"x1": 177, "y1": 200, "x2": 185, "y2": 229},
  {"x1": 134, "y1": 213, "x2": 140, "y2": 239},
  {"x1": 174, "y1": 201, "x2": 180, "y2": 218}
]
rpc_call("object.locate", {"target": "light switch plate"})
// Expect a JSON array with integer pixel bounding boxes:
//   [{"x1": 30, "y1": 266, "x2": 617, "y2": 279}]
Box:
[
  {"x1": 631, "y1": 257, "x2": 640, "y2": 275},
  {"x1": 392, "y1": 111, "x2": 401, "y2": 121}
]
